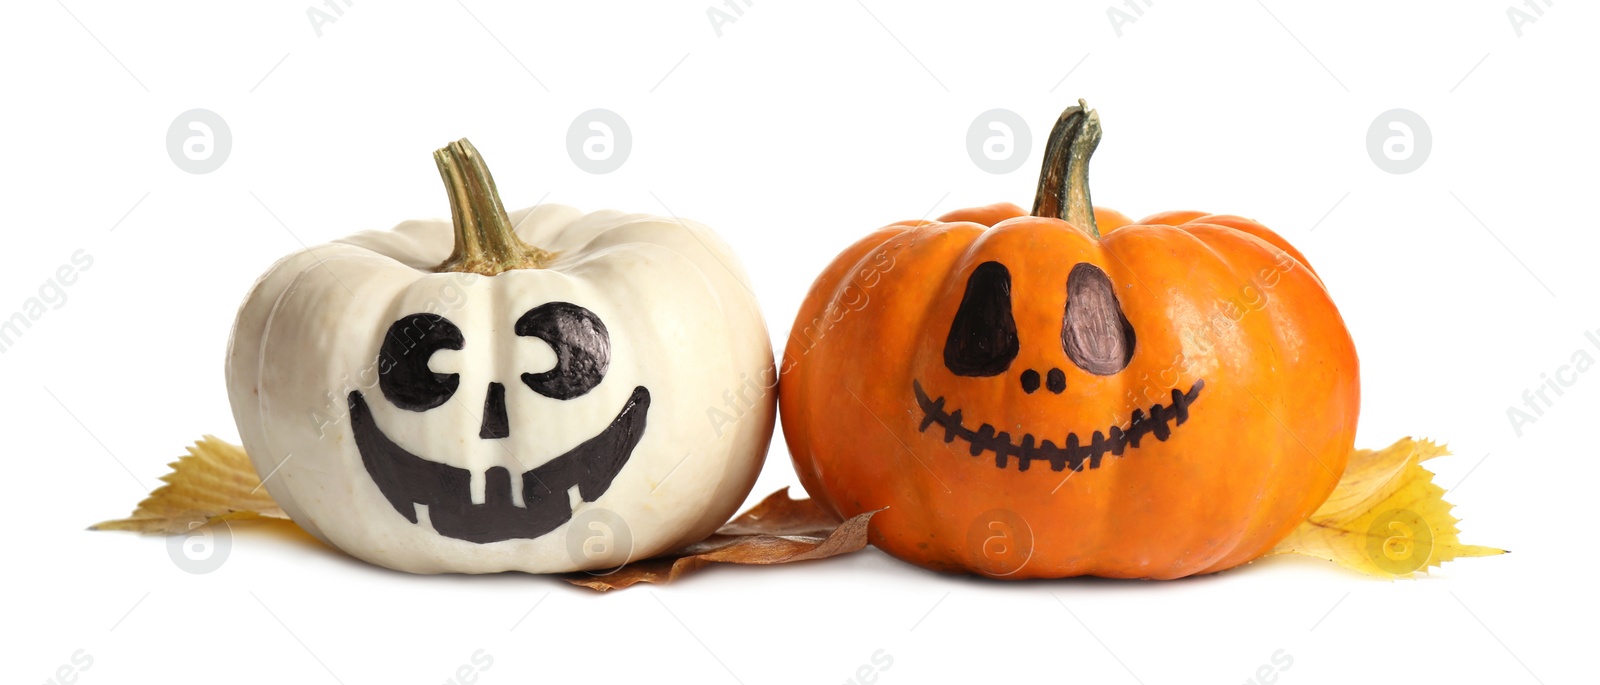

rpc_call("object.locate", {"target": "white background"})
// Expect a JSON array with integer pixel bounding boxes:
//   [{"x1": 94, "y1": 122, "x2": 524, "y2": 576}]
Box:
[{"x1": 2, "y1": 1, "x2": 1593, "y2": 683}]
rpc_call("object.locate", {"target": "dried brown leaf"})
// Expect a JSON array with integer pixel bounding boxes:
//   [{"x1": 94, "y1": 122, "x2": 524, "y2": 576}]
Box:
[{"x1": 563, "y1": 488, "x2": 881, "y2": 591}]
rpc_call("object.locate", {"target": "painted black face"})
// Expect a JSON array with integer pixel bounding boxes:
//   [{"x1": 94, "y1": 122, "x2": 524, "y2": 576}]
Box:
[
  {"x1": 350, "y1": 302, "x2": 650, "y2": 544},
  {"x1": 924, "y1": 261, "x2": 1201, "y2": 472}
]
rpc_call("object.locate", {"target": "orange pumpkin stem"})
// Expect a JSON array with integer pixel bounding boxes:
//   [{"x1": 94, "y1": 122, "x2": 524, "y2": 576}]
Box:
[
  {"x1": 1031, "y1": 99, "x2": 1103, "y2": 238},
  {"x1": 434, "y1": 138, "x2": 554, "y2": 275}
]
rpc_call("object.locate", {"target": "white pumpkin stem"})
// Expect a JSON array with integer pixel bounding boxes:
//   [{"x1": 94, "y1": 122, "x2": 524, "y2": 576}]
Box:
[
  {"x1": 434, "y1": 138, "x2": 554, "y2": 275},
  {"x1": 1030, "y1": 99, "x2": 1103, "y2": 238}
]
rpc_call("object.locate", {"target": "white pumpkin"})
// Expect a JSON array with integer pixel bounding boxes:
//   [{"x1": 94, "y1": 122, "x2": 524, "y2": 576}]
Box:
[{"x1": 226, "y1": 140, "x2": 775, "y2": 574}]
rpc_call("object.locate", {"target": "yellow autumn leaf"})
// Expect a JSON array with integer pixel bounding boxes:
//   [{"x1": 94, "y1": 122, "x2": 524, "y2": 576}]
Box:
[
  {"x1": 90, "y1": 435, "x2": 286, "y2": 534},
  {"x1": 1270, "y1": 437, "x2": 1503, "y2": 577}
]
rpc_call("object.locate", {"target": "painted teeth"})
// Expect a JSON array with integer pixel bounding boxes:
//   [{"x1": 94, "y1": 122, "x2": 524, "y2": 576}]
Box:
[
  {"x1": 911, "y1": 379, "x2": 1205, "y2": 472},
  {"x1": 483, "y1": 466, "x2": 515, "y2": 506}
]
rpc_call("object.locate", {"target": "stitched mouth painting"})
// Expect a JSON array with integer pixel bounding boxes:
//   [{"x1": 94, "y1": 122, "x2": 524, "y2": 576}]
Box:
[{"x1": 913, "y1": 378, "x2": 1203, "y2": 473}]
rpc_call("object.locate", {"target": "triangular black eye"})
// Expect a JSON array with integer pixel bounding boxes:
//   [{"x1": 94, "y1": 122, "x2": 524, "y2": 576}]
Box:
[
  {"x1": 943, "y1": 261, "x2": 1020, "y2": 377},
  {"x1": 1062, "y1": 262, "x2": 1135, "y2": 375}
]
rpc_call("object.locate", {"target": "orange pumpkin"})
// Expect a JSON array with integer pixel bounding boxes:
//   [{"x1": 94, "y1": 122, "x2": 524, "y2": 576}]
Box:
[{"x1": 779, "y1": 101, "x2": 1359, "y2": 579}]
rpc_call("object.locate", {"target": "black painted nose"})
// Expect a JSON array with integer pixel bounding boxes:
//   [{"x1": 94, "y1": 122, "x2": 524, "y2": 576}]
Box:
[
  {"x1": 1020, "y1": 369, "x2": 1067, "y2": 394},
  {"x1": 479, "y1": 382, "x2": 510, "y2": 439}
]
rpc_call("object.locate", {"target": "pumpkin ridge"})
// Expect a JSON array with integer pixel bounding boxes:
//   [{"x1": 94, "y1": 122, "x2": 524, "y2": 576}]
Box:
[
  {"x1": 1142, "y1": 222, "x2": 1289, "y2": 575},
  {"x1": 1226, "y1": 229, "x2": 1353, "y2": 571},
  {"x1": 874, "y1": 223, "x2": 981, "y2": 525},
  {"x1": 1165, "y1": 222, "x2": 1351, "y2": 573}
]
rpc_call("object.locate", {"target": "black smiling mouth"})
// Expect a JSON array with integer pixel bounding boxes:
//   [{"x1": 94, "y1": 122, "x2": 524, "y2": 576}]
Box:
[
  {"x1": 912, "y1": 379, "x2": 1204, "y2": 472},
  {"x1": 348, "y1": 386, "x2": 650, "y2": 544}
]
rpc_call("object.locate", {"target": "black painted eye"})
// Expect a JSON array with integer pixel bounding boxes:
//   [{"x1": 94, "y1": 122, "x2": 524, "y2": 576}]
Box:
[
  {"x1": 943, "y1": 261, "x2": 1020, "y2": 377},
  {"x1": 517, "y1": 302, "x2": 610, "y2": 400},
  {"x1": 1062, "y1": 263, "x2": 1136, "y2": 375},
  {"x1": 379, "y1": 313, "x2": 464, "y2": 411}
]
